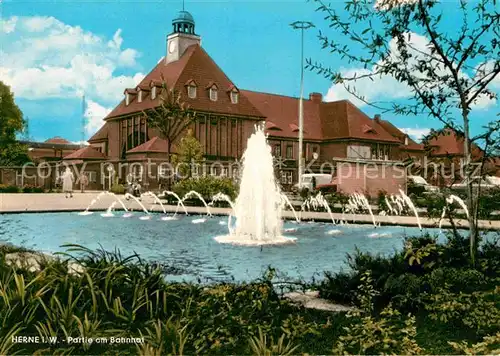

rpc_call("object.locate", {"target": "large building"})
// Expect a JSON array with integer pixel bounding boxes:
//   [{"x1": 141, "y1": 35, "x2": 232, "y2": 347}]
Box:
[{"x1": 67, "y1": 10, "x2": 425, "y2": 195}]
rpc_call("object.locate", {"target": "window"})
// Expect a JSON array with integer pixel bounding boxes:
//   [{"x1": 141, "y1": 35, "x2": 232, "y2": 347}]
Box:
[
  {"x1": 151, "y1": 87, "x2": 157, "y2": 100},
  {"x1": 230, "y1": 91, "x2": 239, "y2": 104},
  {"x1": 188, "y1": 85, "x2": 197, "y2": 99},
  {"x1": 273, "y1": 144, "x2": 281, "y2": 157},
  {"x1": 222, "y1": 168, "x2": 228, "y2": 177},
  {"x1": 158, "y1": 166, "x2": 169, "y2": 179},
  {"x1": 347, "y1": 145, "x2": 370, "y2": 159},
  {"x1": 286, "y1": 145, "x2": 293, "y2": 159},
  {"x1": 369, "y1": 144, "x2": 391, "y2": 160},
  {"x1": 210, "y1": 166, "x2": 218, "y2": 176},
  {"x1": 280, "y1": 171, "x2": 293, "y2": 185},
  {"x1": 209, "y1": 87, "x2": 218, "y2": 101},
  {"x1": 88, "y1": 172, "x2": 97, "y2": 183}
]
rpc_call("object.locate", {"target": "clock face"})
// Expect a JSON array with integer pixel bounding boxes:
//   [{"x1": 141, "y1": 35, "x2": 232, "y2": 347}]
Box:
[{"x1": 168, "y1": 41, "x2": 176, "y2": 53}]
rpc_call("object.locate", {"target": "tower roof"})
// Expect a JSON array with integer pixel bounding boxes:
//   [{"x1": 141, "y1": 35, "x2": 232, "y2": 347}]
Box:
[{"x1": 173, "y1": 10, "x2": 195, "y2": 25}]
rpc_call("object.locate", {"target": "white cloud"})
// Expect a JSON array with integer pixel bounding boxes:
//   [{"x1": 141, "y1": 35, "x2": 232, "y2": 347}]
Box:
[
  {"x1": 469, "y1": 93, "x2": 497, "y2": 110},
  {"x1": 84, "y1": 99, "x2": 112, "y2": 136},
  {"x1": 1, "y1": 16, "x2": 18, "y2": 33},
  {"x1": 71, "y1": 141, "x2": 90, "y2": 146},
  {"x1": 399, "y1": 127, "x2": 431, "y2": 141},
  {"x1": 374, "y1": 0, "x2": 418, "y2": 11},
  {"x1": 324, "y1": 32, "x2": 498, "y2": 111},
  {"x1": 23, "y1": 16, "x2": 57, "y2": 32},
  {"x1": 0, "y1": 16, "x2": 144, "y2": 104}
]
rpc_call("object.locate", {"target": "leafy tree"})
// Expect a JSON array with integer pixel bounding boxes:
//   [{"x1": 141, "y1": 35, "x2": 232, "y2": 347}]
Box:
[
  {"x1": 143, "y1": 79, "x2": 196, "y2": 162},
  {"x1": 306, "y1": 0, "x2": 500, "y2": 264},
  {"x1": 143, "y1": 79, "x2": 196, "y2": 187},
  {"x1": 0, "y1": 81, "x2": 30, "y2": 166},
  {"x1": 171, "y1": 128, "x2": 204, "y2": 179}
]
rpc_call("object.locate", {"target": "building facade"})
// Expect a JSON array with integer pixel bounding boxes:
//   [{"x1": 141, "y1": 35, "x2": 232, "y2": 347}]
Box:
[{"x1": 62, "y1": 10, "x2": 427, "y2": 195}]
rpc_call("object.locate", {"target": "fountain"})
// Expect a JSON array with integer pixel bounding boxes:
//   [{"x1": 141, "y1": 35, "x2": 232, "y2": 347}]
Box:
[
  {"x1": 124, "y1": 193, "x2": 151, "y2": 220},
  {"x1": 439, "y1": 194, "x2": 470, "y2": 229},
  {"x1": 346, "y1": 193, "x2": 377, "y2": 227},
  {"x1": 279, "y1": 193, "x2": 300, "y2": 223},
  {"x1": 182, "y1": 190, "x2": 212, "y2": 216},
  {"x1": 302, "y1": 193, "x2": 336, "y2": 224},
  {"x1": 141, "y1": 191, "x2": 176, "y2": 221},
  {"x1": 101, "y1": 202, "x2": 116, "y2": 217},
  {"x1": 398, "y1": 189, "x2": 422, "y2": 230},
  {"x1": 215, "y1": 125, "x2": 296, "y2": 246},
  {"x1": 79, "y1": 191, "x2": 129, "y2": 216},
  {"x1": 210, "y1": 193, "x2": 237, "y2": 233},
  {"x1": 161, "y1": 191, "x2": 189, "y2": 216}
]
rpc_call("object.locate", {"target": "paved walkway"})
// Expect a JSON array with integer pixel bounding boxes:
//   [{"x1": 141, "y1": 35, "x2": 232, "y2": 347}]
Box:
[{"x1": 1, "y1": 193, "x2": 499, "y2": 230}]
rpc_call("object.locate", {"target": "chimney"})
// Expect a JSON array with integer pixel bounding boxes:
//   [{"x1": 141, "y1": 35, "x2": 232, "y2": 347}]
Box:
[
  {"x1": 309, "y1": 92, "x2": 323, "y2": 103},
  {"x1": 374, "y1": 114, "x2": 381, "y2": 122}
]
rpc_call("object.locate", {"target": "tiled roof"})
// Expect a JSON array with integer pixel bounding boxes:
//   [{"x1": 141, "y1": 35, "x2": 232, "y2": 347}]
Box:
[
  {"x1": 88, "y1": 124, "x2": 108, "y2": 142},
  {"x1": 320, "y1": 101, "x2": 400, "y2": 143},
  {"x1": 127, "y1": 136, "x2": 168, "y2": 153},
  {"x1": 241, "y1": 90, "x2": 323, "y2": 140},
  {"x1": 105, "y1": 45, "x2": 264, "y2": 120},
  {"x1": 375, "y1": 119, "x2": 425, "y2": 151},
  {"x1": 63, "y1": 146, "x2": 107, "y2": 160},
  {"x1": 45, "y1": 137, "x2": 71, "y2": 144},
  {"x1": 425, "y1": 128, "x2": 483, "y2": 157}
]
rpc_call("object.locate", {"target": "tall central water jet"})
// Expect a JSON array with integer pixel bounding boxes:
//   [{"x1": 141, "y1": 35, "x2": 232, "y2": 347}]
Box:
[{"x1": 215, "y1": 125, "x2": 296, "y2": 246}]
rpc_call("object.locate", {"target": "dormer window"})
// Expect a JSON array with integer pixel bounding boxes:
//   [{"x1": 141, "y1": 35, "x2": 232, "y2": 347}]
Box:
[
  {"x1": 230, "y1": 91, "x2": 238, "y2": 104},
  {"x1": 188, "y1": 85, "x2": 197, "y2": 99},
  {"x1": 228, "y1": 86, "x2": 239, "y2": 104},
  {"x1": 137, "y1": 89, "x2": 142, "y2": 103},
  {"x1": 184, "y1": 79, "x2": 197, "y2": 99},
  {"x1": 125, "y1": 93, "x2": 130, "y2": 106},
  {"x1": 206, "y1": 82, "x2": 218, "y2": 102},
  {"x1": 209, "y1": 87, "x2": 218, "y2": 101}
]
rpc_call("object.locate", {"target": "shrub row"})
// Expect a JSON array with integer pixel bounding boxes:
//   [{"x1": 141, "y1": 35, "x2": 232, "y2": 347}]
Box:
[{"x1": 0, "y1": 184, "x2": 44, "y2": 193}]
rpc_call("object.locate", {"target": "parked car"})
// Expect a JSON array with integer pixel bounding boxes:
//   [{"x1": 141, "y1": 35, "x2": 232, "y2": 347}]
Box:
[
  {"x1": 408, "y1": 175, "x2": 440, "y2": 193},
  {"x1": 451, "y1": 176, "x2": 500, "y2": 192},
  {"x1": 292, "y1": 174, "x2": 332, "y2": 193}
]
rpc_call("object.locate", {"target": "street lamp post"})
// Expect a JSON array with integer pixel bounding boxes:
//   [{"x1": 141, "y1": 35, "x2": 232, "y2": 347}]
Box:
[{"x1": 290, "y1": 21, "x2": 314, "y2": 186}]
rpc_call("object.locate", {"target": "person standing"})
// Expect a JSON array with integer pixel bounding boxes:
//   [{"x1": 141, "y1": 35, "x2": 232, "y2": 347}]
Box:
[
  {"x1": 80, "y1": 173, "x2": 89, "y2": 193},
  {"x1": 62, "y1": 167, "x2": 75, "y2": 198}
]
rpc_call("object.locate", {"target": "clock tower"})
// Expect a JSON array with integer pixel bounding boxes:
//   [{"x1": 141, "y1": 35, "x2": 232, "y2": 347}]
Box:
[{"x1": 166, "y1": 10, "x2": 201, "y2": 64}]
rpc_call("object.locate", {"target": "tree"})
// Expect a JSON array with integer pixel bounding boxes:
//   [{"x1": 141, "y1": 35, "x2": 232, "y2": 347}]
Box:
[
  {"x1": 143, "y1": 80, "x2": 196, "y2": 159},
  {"x1": 143, "y1": 80, "x2": 196, "y2": 185},
  {"x1": 306, "y1": 0, "x2": 499, "y2": 264},
  {"x1": 171, "y1": 128, "x2": 204, "y2": 179},
  {"x1": 0, "y1": 81, "x2": 30, "y2": 166}
]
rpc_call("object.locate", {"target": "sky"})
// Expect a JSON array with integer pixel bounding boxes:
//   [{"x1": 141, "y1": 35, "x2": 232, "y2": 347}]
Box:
[{"x1": 1, "y1": 0, "x2": 498, "y2": 144}]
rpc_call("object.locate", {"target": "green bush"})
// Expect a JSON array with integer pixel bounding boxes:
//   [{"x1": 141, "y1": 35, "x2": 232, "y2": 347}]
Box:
[
  {"x1": 33, "y1": 186, "x2": 44, "y2": 193},
  {"x1": 477, "y1": 188, "x2": 500, "y2": 219},
  {"x1": 408, "y1": 180, "x2": 426, "y2": 197},
  {"x1": 22, "y1": 185, "x2": 34, "y2": 193},
  {"x1": 0, "y1": 184, "x2": 21, "y2": 193},
  {"x1": 426, "y1": 288, "x2": 500, "y2": 337},
  {"x1": 172, "y1": 176, "x2": 237, "y2": 204},
  {"x1": 0, "y1": 245, "x2": 328, "y2": 355},
  {"x1": 324, "y1": 192, "x2": 349, "y2": 210},
  {"x1": 110, "y1": 183, "x2": 125, "y2": 194},
  {"x1": 318, "y1": 234, "x2": 500, "y2": 312},
  {"x1": 332, "y1": 271, "x2": 424, "y2": 355}
]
